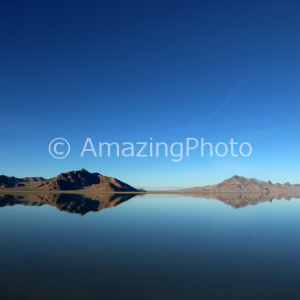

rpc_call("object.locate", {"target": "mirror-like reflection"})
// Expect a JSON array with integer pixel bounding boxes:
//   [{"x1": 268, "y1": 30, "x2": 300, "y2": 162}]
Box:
[
  {"x1": 184, "y1": 191, "x2": 300, "y2": 208},
  {"x1": 0, "y1": 193, "x2": 138, "y2": 215},
  {"x1": 1, "y1": 193, "x2": 300, "y2": 299},
  {"x1": 1, "y1": 191, "x2": 300, "y2": 215}
]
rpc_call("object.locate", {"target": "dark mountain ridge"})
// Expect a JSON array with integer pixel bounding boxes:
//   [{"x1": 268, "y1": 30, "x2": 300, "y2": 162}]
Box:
[{"x1": 0, "y1": 169, "x2": 138, "y2": 192}]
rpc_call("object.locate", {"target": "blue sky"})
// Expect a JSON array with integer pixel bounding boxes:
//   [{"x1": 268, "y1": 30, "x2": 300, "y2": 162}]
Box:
[{"x1": 1, "y1": 0, "x2": 300, "y2": 189}]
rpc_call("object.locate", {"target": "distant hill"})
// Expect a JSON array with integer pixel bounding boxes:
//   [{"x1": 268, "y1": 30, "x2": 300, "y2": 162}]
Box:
[
  {"x1": 0, "y1": 169, "x2": 139, "y2": 192},
  {"x1": 0, "y1": 175, "x2": 45, "y2": 188},
  {"x1": 179, "y1": 175, "x2": 300, "y2": 193}
]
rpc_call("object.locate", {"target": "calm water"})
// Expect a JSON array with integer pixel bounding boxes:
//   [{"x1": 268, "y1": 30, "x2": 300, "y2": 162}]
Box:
[{"x1": 0, "y1": 193, "x2": 300, "y2": 300}]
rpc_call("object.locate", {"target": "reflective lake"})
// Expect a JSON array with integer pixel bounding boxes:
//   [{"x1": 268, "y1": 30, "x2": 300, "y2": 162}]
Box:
[{"x1": 0, "y1": 193, "x2": 300, "y2": 300}]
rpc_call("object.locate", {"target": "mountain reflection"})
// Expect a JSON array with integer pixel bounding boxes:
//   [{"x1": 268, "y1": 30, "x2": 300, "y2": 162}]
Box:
[
  {"x1": 1, "y1": 191, "x2": 300, "y2": 214},
  {"x1": 0, "y1": 193, "x2": 138, "y2": 215},
  {"x1": 185, "y1": 191, "x2": 300, "y2": 208}
]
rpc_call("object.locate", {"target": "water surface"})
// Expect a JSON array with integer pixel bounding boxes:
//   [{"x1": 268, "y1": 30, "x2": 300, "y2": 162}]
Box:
[{"x1": 0, "y1": 193, "x2": 300, "y2": 300}]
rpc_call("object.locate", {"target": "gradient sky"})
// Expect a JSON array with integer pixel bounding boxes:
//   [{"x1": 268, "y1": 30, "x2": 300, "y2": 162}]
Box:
[{"x1": 1, "y1": 0, "x2": 300, "y2": 189}]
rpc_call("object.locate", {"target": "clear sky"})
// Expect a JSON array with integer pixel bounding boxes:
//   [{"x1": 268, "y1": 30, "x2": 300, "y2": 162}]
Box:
[{"x1": 1, "y1": 0, "x2": 300, "y2": 189}]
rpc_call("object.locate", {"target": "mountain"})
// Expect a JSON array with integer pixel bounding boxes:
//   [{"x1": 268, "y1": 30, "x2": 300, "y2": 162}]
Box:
[
  {"x1": 0, "y1": 169, "x2": 139, "y2": 192},
  {"x1": 2, "y1": 172, "x2": 300, "y2": 193},
  {"x1": 179, "y1": 175, "x2": 300, "y2": 193},
  {"x1": 0, "y1": 175, "x2": 45, "y2": 188}
]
